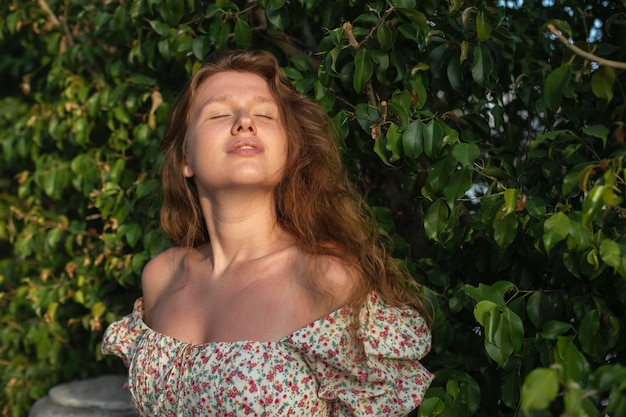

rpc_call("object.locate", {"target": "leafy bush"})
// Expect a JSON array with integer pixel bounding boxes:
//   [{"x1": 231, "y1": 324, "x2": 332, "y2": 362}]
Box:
[{"x1": 1, "y1": 0, "x2": 624, "y2": 416}]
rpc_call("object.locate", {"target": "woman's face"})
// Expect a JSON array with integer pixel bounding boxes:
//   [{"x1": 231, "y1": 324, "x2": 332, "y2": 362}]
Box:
[{"x1": 183, "y1": 71, "x2": 288, "y2": 194}]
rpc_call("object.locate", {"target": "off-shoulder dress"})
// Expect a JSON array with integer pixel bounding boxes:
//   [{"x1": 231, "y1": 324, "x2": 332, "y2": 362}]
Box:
[{"x1": 101, "y1": 291, "x2": 433, "y2": 416}]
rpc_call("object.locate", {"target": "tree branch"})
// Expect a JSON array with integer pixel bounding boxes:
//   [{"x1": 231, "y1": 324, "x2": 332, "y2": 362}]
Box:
[{"x1": 547, "y1": 24, "x2": 626, "y2": 70}]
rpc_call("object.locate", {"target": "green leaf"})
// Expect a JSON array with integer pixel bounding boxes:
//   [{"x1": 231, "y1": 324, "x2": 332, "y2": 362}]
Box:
[
  {"x1": 394, "y1": 0, "x2": 416, "y2": 7},
  {"x1": 423, "y1": 200, "x2": 449, "y2": 242},
  {"x1": 582, "y1": 124, "x2": 610, "y2": 149},
  {"x1": 265, "y1": 0, "x2": 286, "y2": 7},
  {"x1": 397, "y1": 8, "x2": 428, "y2": 34},
  {"x1": 160, "y1": 0, "x2": 184, "y2": 25},
  {"x1": 582, "y1": 183, "x2": 606, "y2": 229},
  {"x1": 385, "y1": 123, "x2": 402, "y2": 162},
  {"x1": 451, "y1": 142, "x2": 480, "y2": 168},
  {"x1": 564, "y1": 385, "x2": 599, "y2": 417},
  {"x1": 595, "y1": 365, "x2": 626, "y2": 391},
  {"x1": 46, "y1": 228, "x2": 63, "y2": 249},
  {"x1": 127, "y1": 74, "x2": 157, "y2": 86},
  {"x1": 500, "y1": 189, "x2": 519, "y2": 217},
  {"x1": 540, "y1": 320, "x2": 572, "y2": 340},
  {"x1": 481, "y1": 306, "x2": 520, "y2": 366},
  {"x1": 191, "y1": 36, "x2": 210, "y2": 61},
  {"x1": 566, "y1": 218, "x2": 593, "y2": 251},
  {"x1": 387, "y1": 98, "x2": 410, "y2": 130},
  {"x1": 331, "y1": 111, "x2": 349, "y2": 141},
  {"x1": 555, "y1": 336, "x2": 590, "y2": 384},
  {"x1": 600, "y1": 238, "x2": 622, "y2": 269},
  {"x1": 443, "y1": 168, "x2": 472, "y2": 208},
  {"x1": 470, "y1": 44, "x2": 493, "y2": 86},
  {"x1": 543, "y1": 212, "x2": 570, "y2": 254},
  {"x1": 402, "y1": 119, "x2": 424, "y2": 159},
  {"x1": 114, "y1": 106, "x2": 130, "y2": 124},
  {"x1": 72, "y1": 116, "x2": 89, "y2": 146},
  {"x1": 591, "y1": 66, "x2": 616, "y2": 103},
  {"x1": 447, "y1": 52, "x2": 463, "y2": 92},
  {"x1": 427, "y1": 268, "x2": 450, "y2": 288},
  {"x1": 417, "y1": 397, "x2": 445, "y2": 417},
  {"x1": 544, "y1": 64, "x2": 572, "y2": 110},
  {"x1": 149, "y1": 20, "x2": 170, "y2": 36},
  {"x1": 372, "y1": 206, "x2": 395, "y2": 234},
  {"x1": 376, "y1": 24, "x2": 393, "y2": 50},
  {"x1": 157, "y1": 38, "x2": 172, "y2": 60},
  {"x1": 493, "y1": 212, "x2": 518, "y2": 247},
  {"x1": 502, "y1": 307, "x2": 524, "y2": 352},
  {"x1": 423, "y1": 119, "x2": 443, "y2": 158},
  {"x1": 521, "y1": 368, "x2": 559, "y2": 412},
  {"x1": 373, "y1": 134, "x2": 393, "y2": 167},
  {"x1": 463, "y1": 283, "x2": 506, "y2": 305},
  {"x1": 474, "y1": 300, "x2": 498, "y2": 326},
  {"x1": 353, "y1": 49, "x2": 373, "y2": 93},
  {"x1": 265, "y1": 6, "x2": 289, "y2": 30},
  {"x1": 525, "y1": 197, "x2": 546, "y2": 218},
  {"x1": 234, "y1": 17, "x2": 252, "y2": 48},
  {"x1": 578, "y1": 309, "x2": 600, "y2": 356},
  {"x1": 427, "y1": 156, "x2": 457, "y2": 193}
]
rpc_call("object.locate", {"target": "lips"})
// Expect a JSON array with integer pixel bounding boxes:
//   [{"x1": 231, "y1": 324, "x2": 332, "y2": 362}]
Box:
[{"x1": 226, "y1": 138, "x2": 264, "y2": 154}]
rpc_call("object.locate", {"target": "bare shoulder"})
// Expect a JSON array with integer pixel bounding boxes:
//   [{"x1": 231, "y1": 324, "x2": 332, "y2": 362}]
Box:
[
  {"x1": 141, "y1": 246, "x2": 187, "y2": 323},
  {"x1": 308, "y1": 254, "x2": 361, "y2": 309}
]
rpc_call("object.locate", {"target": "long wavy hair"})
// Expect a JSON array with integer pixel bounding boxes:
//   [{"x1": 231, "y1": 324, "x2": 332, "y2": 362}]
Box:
[{"x1": 160, "y1": 49, "x2": 427, "y2": 315}]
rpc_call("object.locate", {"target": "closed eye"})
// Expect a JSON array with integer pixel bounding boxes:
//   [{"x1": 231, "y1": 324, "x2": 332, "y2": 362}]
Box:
[
  {"x1": 209, "y1": 114, "x2": 229, "y2": 120},
  {"x1": 254, "y1": 114, "x2": 273, "y2": 119}
]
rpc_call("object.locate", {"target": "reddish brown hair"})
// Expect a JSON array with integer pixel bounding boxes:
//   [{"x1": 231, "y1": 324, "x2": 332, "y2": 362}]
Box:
[{"x1": 160, "y1": 49, "x2": 426, "y2": 314}]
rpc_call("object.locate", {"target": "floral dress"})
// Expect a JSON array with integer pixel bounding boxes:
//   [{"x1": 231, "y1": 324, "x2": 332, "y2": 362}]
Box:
[{"x1": 101, "y1": 291, "x2": 433, "y2": 416}]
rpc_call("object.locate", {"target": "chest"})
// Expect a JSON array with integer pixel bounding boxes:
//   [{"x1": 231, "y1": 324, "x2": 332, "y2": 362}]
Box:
[{"x1": 149, "y1": 269, "x2": 322, "y2": 344}]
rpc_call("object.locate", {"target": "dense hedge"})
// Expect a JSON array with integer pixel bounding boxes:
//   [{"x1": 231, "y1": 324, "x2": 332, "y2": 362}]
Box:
[{"x1": 1, "y1": 0, "x2": 625, "y2": 416}]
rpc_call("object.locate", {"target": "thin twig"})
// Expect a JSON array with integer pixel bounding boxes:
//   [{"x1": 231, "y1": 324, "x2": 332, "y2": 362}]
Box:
[
  {"x1": 547, "y1": 24, "x2": 626, "y2": 70},
  {"x1": 38, "y1": 0, "x2": 74, "y2": 45},
  {"x1": 357, "y1": 6, "x2": 396, "y2": 49},
  {"x1": 343, "y1": 22, "x2": 377, "y2": 106}
]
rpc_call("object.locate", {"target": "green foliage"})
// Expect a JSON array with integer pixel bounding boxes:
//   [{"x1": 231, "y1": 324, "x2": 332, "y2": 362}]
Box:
[{"x1": 1, "y1": 0, "x2": 625, "y2": 416}]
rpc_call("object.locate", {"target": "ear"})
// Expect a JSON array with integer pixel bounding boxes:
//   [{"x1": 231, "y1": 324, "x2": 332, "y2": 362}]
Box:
[{"x1": 183, "y1": 162, "x2": 194, "y2": 178}]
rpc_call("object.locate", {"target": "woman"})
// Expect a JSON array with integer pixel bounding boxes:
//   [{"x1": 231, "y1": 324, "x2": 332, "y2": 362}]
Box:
[{"x1": 102, "y1": 49, "x2": 433, "y2": 416}]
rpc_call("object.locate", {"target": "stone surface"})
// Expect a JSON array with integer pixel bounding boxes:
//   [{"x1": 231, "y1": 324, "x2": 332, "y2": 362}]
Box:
[
  {"x1": 28, "y1": 375, "x2": 138, "y2": 417},
  {"x1": 49, "y1": 375, "x2": 133, "y2": 410},
  {"x1": 29, "y1": 396, "x2": 138, "y2": 417}
]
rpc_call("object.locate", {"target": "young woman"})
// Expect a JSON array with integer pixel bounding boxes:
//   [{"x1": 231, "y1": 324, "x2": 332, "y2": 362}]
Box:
[{"x1": 102, "y1": 49, "x2": 433, "y2": 416}]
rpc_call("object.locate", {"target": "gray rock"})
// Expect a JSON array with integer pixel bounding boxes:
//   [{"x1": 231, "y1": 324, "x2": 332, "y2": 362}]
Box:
[
  {"x1": 28, "y1": 375, "x2": 138, "y2": 417},
  {"x1": 48, "y1": 375, "x2": 133, "y2": 410},
  {"x1": 29, "y1": 396, "x2": 137, "y2": 417}
]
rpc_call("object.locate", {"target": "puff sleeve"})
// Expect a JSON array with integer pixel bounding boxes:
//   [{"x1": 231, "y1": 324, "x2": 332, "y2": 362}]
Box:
[
  {"x1": 293, "y1": 292, "x2": 434, "y2": 416},
  {"x1": 101, "y1": 298, "x2": 149, "y2": 367}
]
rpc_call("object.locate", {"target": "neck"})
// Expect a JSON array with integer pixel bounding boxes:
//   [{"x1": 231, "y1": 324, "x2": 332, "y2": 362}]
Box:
[{"x1": 199, "y1": 188, "x2": 293, "y2": 273}]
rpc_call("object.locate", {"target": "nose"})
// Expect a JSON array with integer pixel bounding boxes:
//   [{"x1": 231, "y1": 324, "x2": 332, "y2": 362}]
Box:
[{"x1": 231, "y1": 110, "x2": 256, "y2": 135}]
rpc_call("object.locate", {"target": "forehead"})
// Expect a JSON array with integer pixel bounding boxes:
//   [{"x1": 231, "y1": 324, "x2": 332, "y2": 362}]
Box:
[{"x1": 193, "y1": 71, "x2": 276, "y2": 107}]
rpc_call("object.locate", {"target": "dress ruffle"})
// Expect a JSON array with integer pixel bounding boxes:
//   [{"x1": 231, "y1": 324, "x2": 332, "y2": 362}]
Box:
[
  {"x1": 101, "y1": 298, "x2": 148, "y2": 367},
  {"x1": 286, "y1": 292, "x2": 433, "y2": 416}
]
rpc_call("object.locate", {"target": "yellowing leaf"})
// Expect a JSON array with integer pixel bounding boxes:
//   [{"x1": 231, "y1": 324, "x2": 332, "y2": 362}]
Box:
[{"x1": 476, "y1": 11, "x2": 492, "y2": 42}]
